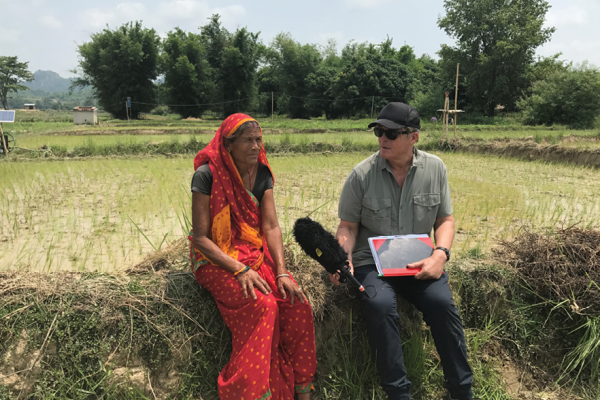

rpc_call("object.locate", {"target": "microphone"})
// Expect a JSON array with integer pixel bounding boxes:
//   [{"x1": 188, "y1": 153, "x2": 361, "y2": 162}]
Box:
[{"x1": 293, "y1": 217, "x2": 368, "y2": 296}]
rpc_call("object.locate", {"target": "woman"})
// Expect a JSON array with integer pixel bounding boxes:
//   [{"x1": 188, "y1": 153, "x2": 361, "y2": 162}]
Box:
[{"x1": 189, "y1": 113, "x2": 317, "y2": 400}]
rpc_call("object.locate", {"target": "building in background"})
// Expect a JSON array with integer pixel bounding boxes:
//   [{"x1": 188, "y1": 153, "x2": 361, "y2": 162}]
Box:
[
  {"x1": 24, "y1": 104, "x2": 36, "y2": 110},
  {"x1": 73, "y1": 106, "x2": 98, "y2": 125}
]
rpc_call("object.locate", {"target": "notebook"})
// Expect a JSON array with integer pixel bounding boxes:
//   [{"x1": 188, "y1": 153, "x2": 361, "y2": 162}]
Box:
[{"x1": 368, "y1": 234, "x2": 434, "y2": 277}]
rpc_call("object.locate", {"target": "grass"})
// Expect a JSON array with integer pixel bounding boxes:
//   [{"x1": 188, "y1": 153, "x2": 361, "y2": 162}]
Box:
[
  {"x1": 0, "y1": 256, "x2": 532, "y2": 400},
  {"x1": 452, "y1": 262, "x2": 600, "y2": 399},
  {"x1": 3, "y1": 110, "x2": 600, "y2": 399},
  {"x1": 14, "y1": 132, "x2": 380, "y2": 152},
  {"x1": 8, "y1": 109, "x2": 597, "y2": 138},
  {"x1": 1, "y1": 152, "x2": 599, "y2": 274}
]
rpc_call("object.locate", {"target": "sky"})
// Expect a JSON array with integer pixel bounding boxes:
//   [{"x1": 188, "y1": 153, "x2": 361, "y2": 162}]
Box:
[{"x1": 0, "y1": 0, "x2": 598, "y2": 78}]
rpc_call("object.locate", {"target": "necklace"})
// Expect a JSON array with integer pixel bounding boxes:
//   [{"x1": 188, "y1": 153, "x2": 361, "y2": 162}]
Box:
[{"x1": 245, "y1": 165, "x2": 256, "y2": 191}]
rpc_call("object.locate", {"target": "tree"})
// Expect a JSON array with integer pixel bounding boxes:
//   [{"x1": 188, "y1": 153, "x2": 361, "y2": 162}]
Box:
[
  {"x1": 72, "y1": 21, "x2": 160, "y2": 119},
  {"x1": 438, "y1": 0, "x2": 555, "y2": 116},
  {"x1": 305, "y1": 39, "x2": 341, "y2": 118},
  {"x1": 324, "y1": 41, "x2": 413, "y2": 119},
  {"x1": 518, "y1": 64, "x2": 600, "y2": 129},
  {"x1": 198, "y1": 15, "x2": 261, "y2": 116},
  {"x1": 220, "y1": 27, "x2": 261, "y2": 116},
  {"x1": 161, "y1": 28, "x2": 213, "y2": 118},
  {"x1": 0, "y1": 56, "x2": 34, "y2": 110},
  {"x1": 267, "y1": 33, "x2": 322, "y2": 119}
]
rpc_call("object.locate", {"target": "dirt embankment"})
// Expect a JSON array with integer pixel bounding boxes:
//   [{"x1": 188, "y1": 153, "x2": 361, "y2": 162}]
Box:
[
  {"x1": 45, "y1": 128, "x2": 362, "y2": 136},
  {"x1": 440, "y1": 137, "x2": 600, "y2": 168},
  {"x1": 46, "y1": 129, "x2": 217, "y2": 136}
]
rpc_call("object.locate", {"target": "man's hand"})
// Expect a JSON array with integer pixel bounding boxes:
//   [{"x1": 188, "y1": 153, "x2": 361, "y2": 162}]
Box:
[
  {"x1": 237, "y1": 269, "x2": 271, "y2": 300},
  {"x1": 329, "y1": 260, "x2": 354, "y2": 286},
  {"x1": 277, "y1": 276, "x2": 307, "y2": 305},
  {"x1": 407, "y1": 251, "x2": 446, "y2": 280}
]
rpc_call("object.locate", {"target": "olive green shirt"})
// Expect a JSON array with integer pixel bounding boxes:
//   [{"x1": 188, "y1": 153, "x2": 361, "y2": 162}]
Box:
[{"x1": 338, "y1": 148, "x2": 453, "y2": 268}]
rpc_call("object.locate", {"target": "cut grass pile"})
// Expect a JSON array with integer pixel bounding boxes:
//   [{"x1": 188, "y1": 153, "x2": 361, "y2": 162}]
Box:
[
  {"x1": 3, "y1": 225, "x2": 598, "y2": 399},
  {"x1": 455, "y1": 226, "x2": 600, "y2": 398},
  {"x1": 0, "y1": 239, "x2": 517, "y2": 400}
]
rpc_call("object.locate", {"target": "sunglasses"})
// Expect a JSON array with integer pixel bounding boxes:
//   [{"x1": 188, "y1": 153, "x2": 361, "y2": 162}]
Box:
[{"x1": 373, "y1": 127, "x2": 410, "y2": 140}]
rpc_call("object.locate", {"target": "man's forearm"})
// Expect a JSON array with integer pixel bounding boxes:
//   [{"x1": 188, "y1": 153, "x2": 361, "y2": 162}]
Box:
[
  {"x1": 336, "y1": 225, "x2": 357, "y2": 262},
  {"x1": 433, "y1": 218, "x2": 455, "y2": 250}
]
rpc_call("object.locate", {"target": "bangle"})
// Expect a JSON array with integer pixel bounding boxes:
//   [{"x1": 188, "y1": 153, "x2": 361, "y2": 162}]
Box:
[
  {"x1": 276, "y1": 274, "x2": 290, "y2": 279},
  {"x1": 234, "y1": 265, "x2": 250, "y2": 276}
]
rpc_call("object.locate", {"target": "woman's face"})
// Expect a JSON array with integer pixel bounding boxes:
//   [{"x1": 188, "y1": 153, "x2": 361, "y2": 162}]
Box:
[{"x1": 226, "y1": 125, "x2": 262, "y2": 167}]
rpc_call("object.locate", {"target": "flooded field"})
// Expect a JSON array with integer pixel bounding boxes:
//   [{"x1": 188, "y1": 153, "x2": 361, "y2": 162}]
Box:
[{"x1": 1, "y1": 152, "x2": 599, "y2": 272}]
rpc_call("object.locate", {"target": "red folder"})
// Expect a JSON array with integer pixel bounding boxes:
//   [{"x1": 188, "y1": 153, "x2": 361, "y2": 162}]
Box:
[{"x1": 368, "y1": 234, "x2": 434, "y2": 277}]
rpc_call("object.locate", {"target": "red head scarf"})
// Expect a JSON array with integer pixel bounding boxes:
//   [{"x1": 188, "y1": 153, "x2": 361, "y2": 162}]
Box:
[{"x1": 190, "y1": 113, "x2": 273, "y2": 271}]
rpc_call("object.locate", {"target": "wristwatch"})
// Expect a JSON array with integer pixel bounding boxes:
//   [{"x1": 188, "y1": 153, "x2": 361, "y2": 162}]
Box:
[{"x1": 435, "y1": 246, "x2": 451, "y2": 261}]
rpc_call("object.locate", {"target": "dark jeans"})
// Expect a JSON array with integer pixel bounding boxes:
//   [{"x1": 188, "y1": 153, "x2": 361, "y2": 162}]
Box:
[{"x1": 354, "y1": 265, "x2": 473, "y2": 400}]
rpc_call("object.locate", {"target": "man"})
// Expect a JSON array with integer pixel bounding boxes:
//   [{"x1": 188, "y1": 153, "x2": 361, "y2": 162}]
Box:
[{"x1": 331, "y1": 102, "x2": 473, "y2": 400}]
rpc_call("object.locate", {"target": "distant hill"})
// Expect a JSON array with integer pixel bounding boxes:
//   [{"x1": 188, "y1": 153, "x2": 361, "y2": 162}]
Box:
[{"x1": 24, "y1": 70, "x2": 74, "y2": 93}]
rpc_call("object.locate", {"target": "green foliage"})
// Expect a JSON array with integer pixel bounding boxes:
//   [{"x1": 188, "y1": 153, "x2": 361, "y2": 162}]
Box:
[
  {"x1": 267, "y1": 33, "x2": 322, "y2": 119},
  {"x1": 150, "y1": 105, "x2": 170, "y2": 116},
  {"x1": 518, "y1": 65, "x2": 600, "y2": 129},
  {"x1": 451, "y1": 263, "x2": 600, "y2": 396},
  {"x1": 304, "y1": 38, "x2": 415, "y2": 119},
  {"x1": 327, "y1": 40, "x2": 413, "y2": 119},
  {"x1": 73, "y1": 21, "x2": 160, "y2": 119},
  {"x1": 0, "y1": 56, "x2": 34, "y2": 110},
  {"x1": 161, "y1": 27, "x2": 213, "y2": 118},
  {"x1": 198, "y1": 15, "x2": 261, "y2": 117},
  {"x1": 411, "y1": 84, "x2": 446, "y2": 120},
  {"x1": 438, "y1": 0, "x2": 555, "y2": 116},
  {"x1": 220, "y1": 28, "x2": 261, "y2": 116}
]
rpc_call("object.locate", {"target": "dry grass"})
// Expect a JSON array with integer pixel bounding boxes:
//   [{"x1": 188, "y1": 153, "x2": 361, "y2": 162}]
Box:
[{"x1": 497, "y1": 226, "x2": 600, "y2": 316}]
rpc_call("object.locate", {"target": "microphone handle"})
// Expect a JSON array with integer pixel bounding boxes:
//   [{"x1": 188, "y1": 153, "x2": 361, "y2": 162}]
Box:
[{"x1": 339, "y1": 262, "x2": 369, "y2": 296}]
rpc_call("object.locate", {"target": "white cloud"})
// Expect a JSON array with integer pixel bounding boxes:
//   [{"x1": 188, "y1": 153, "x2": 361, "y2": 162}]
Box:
[
  {"x1": 0, "y1": 27, "x2": 21, "y2": 44},
  {"x1": 116, "y1": 2, "x2": 147, "y2": 20},
  {"x1": 40, "y1": 15, "x2": 63, "y2": 29},
  {"x1": 319, "y1": 32, "x2": 344, "y2": 45},
  {"x1": 346, "y1": 0, "x2": 392, "y2": 9},
  {"x1": 214, "y1": 5, "x2": 245, "y2": 26},
  {"x1": 157, "y1": 0, "x2": 211, "y2": 20},
  {"x1": 546, "y1": 6, "x2": 587, "y2": 27},
  {"x1": 81, "y1": 8, "x2": 116, "y2": 29}
]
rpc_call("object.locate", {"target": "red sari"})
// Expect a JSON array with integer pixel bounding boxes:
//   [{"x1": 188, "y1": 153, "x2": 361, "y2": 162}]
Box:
[{"x1": 189, "y1": 114, "x2": 317, "y2": 400}]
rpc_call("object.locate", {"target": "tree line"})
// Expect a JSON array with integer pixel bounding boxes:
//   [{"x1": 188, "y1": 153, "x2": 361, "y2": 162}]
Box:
[{"x1": 3, "y1": 0, "x2": 600, "y2": 128}]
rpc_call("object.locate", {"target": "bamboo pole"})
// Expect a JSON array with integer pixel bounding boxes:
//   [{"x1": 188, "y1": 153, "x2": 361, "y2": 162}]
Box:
[
  {"x1": 271, "y1": 91, "x2": 274, "y2": 123},
  {"x1": 370, "y1": 96, "x2": 375, "y2": 119},
  {"x1": 443, "y1": 93, "x2": 450, "y2": 138},
  {"x1": 0, "y1": 123, "x2": 8, "y2": 157},
  {"x1": 454, "y1": 63, "x2": 460, "y2": 138}
]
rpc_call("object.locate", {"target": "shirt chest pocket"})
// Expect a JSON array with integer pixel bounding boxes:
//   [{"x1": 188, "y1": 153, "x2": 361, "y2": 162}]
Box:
[
  {"x1": 361, "y1": 197, "x2": 392, "y2": 235},
  {"x1": 413, "y1": 193, "x2": 440, "y2": 234}
]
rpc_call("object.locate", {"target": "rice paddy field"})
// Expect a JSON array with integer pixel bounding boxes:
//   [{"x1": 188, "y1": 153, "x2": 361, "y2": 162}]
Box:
[
  {"x1": 1, "y1": 150, "x2": 599, "y2": 272},
  {"x1": 3, "y1": 114, "x2": 600, "y2": 400}
]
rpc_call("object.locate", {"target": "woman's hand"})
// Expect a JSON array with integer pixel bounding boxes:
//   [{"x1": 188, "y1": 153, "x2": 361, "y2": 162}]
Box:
[
  {"x1": 237, "y1": 269, "x2": 271, "y2": 300},
  {"x1": 277, "y1": 276, "x2": 307, "y2": 306}
]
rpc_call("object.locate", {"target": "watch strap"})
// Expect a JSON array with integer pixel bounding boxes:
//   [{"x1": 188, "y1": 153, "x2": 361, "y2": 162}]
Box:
[{"x1": 435, "y1": 246, "x2": 450, "y2": 261}]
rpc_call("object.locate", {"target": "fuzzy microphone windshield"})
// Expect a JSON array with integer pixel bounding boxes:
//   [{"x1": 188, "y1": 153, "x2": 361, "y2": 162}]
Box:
[{"x1": 293, "y1": 217, "x2": 367, "y2": 295}]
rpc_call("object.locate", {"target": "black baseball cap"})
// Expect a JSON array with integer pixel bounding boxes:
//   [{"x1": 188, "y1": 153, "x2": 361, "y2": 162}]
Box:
[{"x1": 368, "y1": 102, "x2": 421, "y2": 130}]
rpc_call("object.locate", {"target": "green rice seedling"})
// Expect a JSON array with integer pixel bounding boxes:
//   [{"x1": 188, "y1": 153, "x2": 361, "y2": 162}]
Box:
[
  {"x1": 560, "y1": 316, "x2": 600, "y2": 390},
  {"x1": 465, "y1": 244, "x2": 485, "y2": 259},
  {"x1": 1, "y1": 151, "x2": 599, "y2": 272}
]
